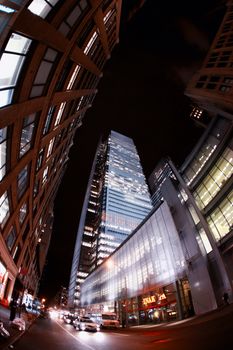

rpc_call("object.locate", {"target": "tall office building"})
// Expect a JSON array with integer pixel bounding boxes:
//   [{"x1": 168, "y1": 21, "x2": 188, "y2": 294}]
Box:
[
  {"x1": 0, "y1": 0, "x2": 122, "y2": 307},
  {"x1": 68, "y1": 130, "x2": 152, "y2": 307}
]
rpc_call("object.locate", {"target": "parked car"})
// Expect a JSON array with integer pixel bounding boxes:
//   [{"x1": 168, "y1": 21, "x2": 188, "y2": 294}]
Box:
[{"x1": 73, "y1": 317, "x2": 100, "y2": 332}]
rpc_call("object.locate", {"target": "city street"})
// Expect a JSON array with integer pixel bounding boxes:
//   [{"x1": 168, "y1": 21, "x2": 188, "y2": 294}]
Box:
[{"x1": 11, "y1": 306, "x2": 233, "y2": 350}]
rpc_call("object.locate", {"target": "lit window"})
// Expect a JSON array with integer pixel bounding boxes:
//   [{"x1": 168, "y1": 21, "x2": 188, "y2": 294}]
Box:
[
  {"x1": 20, "y1": 114, "x2": 36, "y2": 157},
  {"x1": 47, "y1": 138, "x2": 54, "y2": 158},
  {"x1": 84, "y1": 31, "x2": 98, "y2": 55},
  {"x1": 28, "y1": 0, "x2": 59, "y2": 19},
  {"x1": 0, "y1": 33, "x2": 32, "y2": 107},
  {"x1": 207, "y1": 189, "x2": 233, "y2": 241},
  {"x1": 42, "y1": 166, "x2": 48, "y2": 185},
  {"x1": 54, "y1": 102, "x2": 66, "y2": 127},
  {"x1": 0, "y1": 127, "x2": 8, "y2": 181},
  {"x1": 18, "y1": 165, "x2": 29, "y2": 198},
  {"x1": 5, "y1": 226, "x2": 16, "y2": 251},
  {"x1": 199, "y1": 228, "x2": 212, "y2": 254},
  {"x1": 67, "y1": 64, "x2": 81, "y2": 90},
  {"x1": 43, "y1": 106, "x2": 55, "y2": 135},
  {"x1": 0, "y1": 5, "x2": 15, "y2": 13},
  {"x1": 19, "y1": 202, "x2": 27, "y2": 224},
  {"x1": 0, "y1": 191, "x2": 10, "y2": 227}
]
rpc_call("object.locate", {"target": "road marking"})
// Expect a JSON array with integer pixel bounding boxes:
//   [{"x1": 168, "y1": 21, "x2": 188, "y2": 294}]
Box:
[
  {"x1": 111, "y1": 332, "x2": 129, "y2": 336},
  {"x1": 55, "y1": 320, "x2": 96, "y2": 350}
]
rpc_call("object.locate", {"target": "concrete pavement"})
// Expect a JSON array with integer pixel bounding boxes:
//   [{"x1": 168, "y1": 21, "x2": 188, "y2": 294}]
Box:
[{"x1": 0, "y1": 304, "x2": 36, "y2": 350}]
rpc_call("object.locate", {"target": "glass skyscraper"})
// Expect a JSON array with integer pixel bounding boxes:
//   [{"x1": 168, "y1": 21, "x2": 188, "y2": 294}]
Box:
[{"x1": 68, "y1": 130, "x2": 152, "y2": 307}]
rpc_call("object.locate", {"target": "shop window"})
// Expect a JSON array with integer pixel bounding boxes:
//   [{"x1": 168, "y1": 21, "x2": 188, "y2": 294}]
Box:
[
  {"x1": 5, "y1": 226, "x2": 16, "y2": 251},
  {"x1": 19, "y1": 113, "x2": 37, "y2": 157},
  {"x1": 0, "y1": 32, "x2": 32, "y2": 107},
  {"x1": 0, "y1": 191, "x2": 10, "y2": 227}
]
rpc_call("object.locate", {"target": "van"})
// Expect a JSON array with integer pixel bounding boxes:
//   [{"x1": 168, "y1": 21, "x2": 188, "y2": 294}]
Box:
[{"x1": 100, "y1": 312, "x2": 120, "y2": 328}]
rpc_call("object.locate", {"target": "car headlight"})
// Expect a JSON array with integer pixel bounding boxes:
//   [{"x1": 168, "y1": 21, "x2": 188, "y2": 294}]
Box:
[{"x1": 81, "y1": 324, "x2": 86, "y2": 330}]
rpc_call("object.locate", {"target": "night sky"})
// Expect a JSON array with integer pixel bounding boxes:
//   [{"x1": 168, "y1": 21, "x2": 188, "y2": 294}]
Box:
[{"x1": 38, "y1": 0, "x2": 225, "y2": 303}]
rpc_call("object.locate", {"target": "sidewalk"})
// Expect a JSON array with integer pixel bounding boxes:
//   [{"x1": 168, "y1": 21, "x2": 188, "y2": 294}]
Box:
[{"x1": 0, "y1": 304, "x2": 36, "y2": 350}]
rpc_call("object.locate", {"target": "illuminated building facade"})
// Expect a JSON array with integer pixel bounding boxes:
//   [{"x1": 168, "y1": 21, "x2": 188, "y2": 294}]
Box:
[
  {"x1": 80, "y1": 200, "x2": 217, "y2": 324},
  {"x1": 79, "y1": 118, "x2": 232, "y2": 325},
  {"x1": 68, "y1": 130, "x2": 152, "y2": 308},
  {"x1": 0, "y1": 0, "x2": 122, "y2": 306},
  {"x1": 79, "y1": 1, "x2": 233, "y2": 324}
]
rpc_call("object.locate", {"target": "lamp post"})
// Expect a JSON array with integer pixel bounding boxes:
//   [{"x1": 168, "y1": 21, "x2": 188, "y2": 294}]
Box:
[{"x1": 106, "y1": 259, "x2": 129, "y2": 328}]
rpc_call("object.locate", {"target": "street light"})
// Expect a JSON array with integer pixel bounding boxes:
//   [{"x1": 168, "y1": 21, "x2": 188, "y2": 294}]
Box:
[{"x1": 106, "y1": 259, "x2": 129, "y2": 328}]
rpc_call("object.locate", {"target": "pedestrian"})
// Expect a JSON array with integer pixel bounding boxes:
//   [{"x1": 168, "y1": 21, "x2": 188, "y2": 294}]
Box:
[
  {"x1": 223, "y1": 292, "x2": 229, "y2": 305},
  {"x1": 9, "y1": 298, "x2": 18, "y2": 321}
]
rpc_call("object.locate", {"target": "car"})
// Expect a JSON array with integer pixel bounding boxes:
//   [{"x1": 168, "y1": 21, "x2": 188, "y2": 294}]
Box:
[
  {"x1": 73, "y1": 317, "x2": 100, "y2": 332},
  {"x1": 63, "y1": 314, "x2": 77, "y2": 324}
]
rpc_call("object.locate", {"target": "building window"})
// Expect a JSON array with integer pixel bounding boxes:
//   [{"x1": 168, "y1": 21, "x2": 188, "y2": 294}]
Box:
[
  {"x1": 42, "y1": 166, "x2": 48, "y2": 185},
  {"x1": 0, "y1": 32, "x2": 32, "y2": 108},
  {"x1": 36, "y1": 148, "x2": 44, "y2": 171},
  {"x1": 84, "y1": 31, "x2": 98, "y2": 55},
  {"x1": 67, "y1": 64, "x2": 81, "y2": 90},
  {"x1": 47, "y1": 138, "x2": 54, "y2": 158},
  {"x1": 54, "y1": 102, "x2": 66, "y2": 127},
  {"x1": 58, "y1": 0, "x2": 88, "y2": 37},
  {"x1": 5, "y1": 226, "x2": 16, "y2": 251},
  {"x1": 198, "y1": 228, "x2": 212, "y2": 254},
  {"x1": 28, "y1": 0, "x2": 60, "y2": 19},
  {"x1": 30, "y1": 47, "x2": 58, "y2": 98},
  {"x1": 12, "y1": 244, "x2": 21, "y2": 263},
  {"x1": 33, "y1": 178, "x2": 39, "y2": 197},
  {"x1": 20, "y1": 113, "x2": 37, "y2": 157},
  {"x1": 0, "y1": 126, "x2": 8, "y2": 181},
  {"x1": 18, "y1": 165, "x2": 29, "y2": 198},
  {"x1": 19, "y1": 202, "x2": 27, "y2": 225},
  {"x1": 0, "y1": 191, "x2": 10, "y2": 227},
  {"x1": 207, "y1": 189, "x2": 233, "y2": 241},
  {"x1": 43, "y1": 106, "x2": 55, "y2": 135},
  {"x1": 194, "y1": 147, "x2": 233, "y2": 210}
]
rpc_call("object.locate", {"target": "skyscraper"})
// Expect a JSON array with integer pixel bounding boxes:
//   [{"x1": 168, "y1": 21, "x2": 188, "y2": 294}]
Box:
[{"x1": 68, "y1": 130, "x2": 152, "y2": 307}]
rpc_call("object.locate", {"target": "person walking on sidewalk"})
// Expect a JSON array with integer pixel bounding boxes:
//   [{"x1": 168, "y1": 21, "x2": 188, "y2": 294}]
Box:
[
  {"x1": 9, "y1": 298, "x2": 17, "y2": 321},
  {"x1": 223, "y1": 292, "x2": 229, "y2": 306}
]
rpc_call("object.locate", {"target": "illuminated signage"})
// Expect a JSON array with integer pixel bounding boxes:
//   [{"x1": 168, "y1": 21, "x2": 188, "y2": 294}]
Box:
[
  {"x1": 143, "y1": 293, "x2": 167, "y2": 306},
  {"x1": 143, "y1": 295, "x2": 156, "y2": 306}
]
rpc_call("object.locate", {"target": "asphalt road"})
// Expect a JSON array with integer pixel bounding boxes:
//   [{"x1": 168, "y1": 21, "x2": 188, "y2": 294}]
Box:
[{"x1": 13, "y1": 308, "x2": 233, "y2": 350}]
